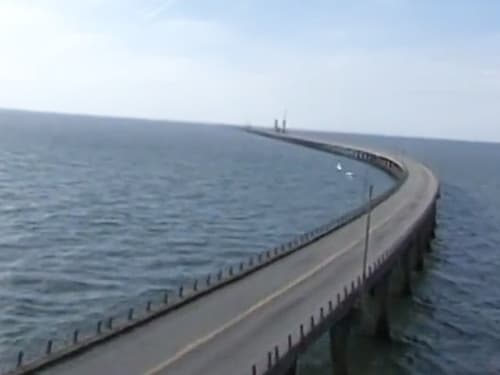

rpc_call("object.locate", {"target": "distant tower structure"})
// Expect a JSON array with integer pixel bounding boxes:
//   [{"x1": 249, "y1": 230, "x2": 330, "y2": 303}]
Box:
[
  {"x1": 282, "y1": 110, "x2": 287, "y2": 133},
  {"x1": 274, "y1": 118, "x2": 279, "y2": 132}
]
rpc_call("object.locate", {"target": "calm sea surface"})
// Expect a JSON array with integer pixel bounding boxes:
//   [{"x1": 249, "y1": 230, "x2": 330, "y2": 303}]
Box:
[
  {"x1": 1, "y1": 110, "x2": 499, "y2": 374},
  {"x1": 0, "y1": 110, "x2": 391, "y2": 371}
]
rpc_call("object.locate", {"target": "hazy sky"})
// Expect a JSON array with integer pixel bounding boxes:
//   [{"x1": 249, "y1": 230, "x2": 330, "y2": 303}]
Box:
[{"x1": 1, "y1": 0, "x2": 499, "y2": 141}]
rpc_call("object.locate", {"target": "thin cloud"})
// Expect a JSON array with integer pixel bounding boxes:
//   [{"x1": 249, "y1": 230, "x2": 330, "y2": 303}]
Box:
[{"x1": 143, "y1": 0, "x2": 178, "y2": 20}]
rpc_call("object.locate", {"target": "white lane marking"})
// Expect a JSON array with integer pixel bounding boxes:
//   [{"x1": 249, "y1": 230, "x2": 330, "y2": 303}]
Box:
[{"x1": 144, "y1": 193, "x2": 416, "y2": 375}]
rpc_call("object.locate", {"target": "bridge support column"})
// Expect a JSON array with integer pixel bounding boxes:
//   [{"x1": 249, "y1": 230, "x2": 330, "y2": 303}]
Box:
[
  {"x1": 414, "y1": 238, "x2": 424, "y2": 272},
  {"x1": 329, "y1": 315, "x2": 352, "y2": 375},
  {"x1": 361, "y1": 274, "x2": 391, "y2": 341},
  {"x1": 283, "y1": 359, "x2": 297, "y2": 375},
  {"x1": 373, "y1": 275, "x2": 390, "y2": 340},
  {"x1": 421, "y1": 202, "x2": 437, "y2": 248},
  {"x1": 430, "y1": 202, "x2": 437, "y2": 239},
  {"x1": 424, "y1": 220, "x2": 433, "y2": 253},
  {"x1": 426, "y1": 224, "x2": 433, "y2": 253},
  {"x1": 400, "y1": 250, "x2": 412, "y2": 296}
]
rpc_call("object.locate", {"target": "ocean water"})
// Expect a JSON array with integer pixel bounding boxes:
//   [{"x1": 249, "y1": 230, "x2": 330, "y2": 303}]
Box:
[
  {"x1": 296, "y1": 131, "x2": 500, "y2": 375},
  {"x1": 0, "y1": 110, "x2": 393, "y2": 371},
  {"x1": 1, "y1": 110, "x2": 498, "y2": 375}
]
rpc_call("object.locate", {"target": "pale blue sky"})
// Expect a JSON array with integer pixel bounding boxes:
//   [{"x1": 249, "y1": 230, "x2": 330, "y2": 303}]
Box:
[{"x1": 1, "y1": 0, "x2": 499, "y2": 141}]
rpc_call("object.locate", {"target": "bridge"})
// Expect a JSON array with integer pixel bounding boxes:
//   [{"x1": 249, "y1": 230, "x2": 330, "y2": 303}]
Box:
[{"x1": 5, "y1": 129, "x2": 439, "y2": 375}]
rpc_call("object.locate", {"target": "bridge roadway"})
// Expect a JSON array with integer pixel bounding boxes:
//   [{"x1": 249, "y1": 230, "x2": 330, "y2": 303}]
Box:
[{"x1": 36, "y1": 131, "x2": 438, "y2": 375}]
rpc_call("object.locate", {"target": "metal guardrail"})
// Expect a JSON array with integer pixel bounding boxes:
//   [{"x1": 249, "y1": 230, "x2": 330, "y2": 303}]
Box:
[
  {"x1": 250, "y1": 254, "x2": 380, "y2": 375},
  {"x1": 3, "y1": 129, "x2": 409, "y2": 375}
]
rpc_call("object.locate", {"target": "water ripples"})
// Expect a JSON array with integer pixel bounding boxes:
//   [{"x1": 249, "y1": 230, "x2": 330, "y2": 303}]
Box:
[
  {"x1": 0, "y1": 113, "x2": 394, "y2": 370},
  {"x1": 2, "y1": 112, "x2": 498, "y2": 375}
]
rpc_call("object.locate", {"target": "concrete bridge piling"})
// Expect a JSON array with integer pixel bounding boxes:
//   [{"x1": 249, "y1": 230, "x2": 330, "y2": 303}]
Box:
[
  {"x1": 329, "y1": 315, "x2": 352, "y2": 375},
  {"x1": 261, "y1": 206, "x2": 436, "y2": 375},
  {"x1": 302, "y1": 207, "x2": 433, "y2": 375}
]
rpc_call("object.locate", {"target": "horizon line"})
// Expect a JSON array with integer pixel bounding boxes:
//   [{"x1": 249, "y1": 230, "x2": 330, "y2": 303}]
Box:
[{"x1": 1, "y1": 106, "x2": 498, "y2": 146}]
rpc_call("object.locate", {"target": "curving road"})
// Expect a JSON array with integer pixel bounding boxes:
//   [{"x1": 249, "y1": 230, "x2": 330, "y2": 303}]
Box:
[{"x1": 36, "y1": 131, "x2": 439, "y2": 375}]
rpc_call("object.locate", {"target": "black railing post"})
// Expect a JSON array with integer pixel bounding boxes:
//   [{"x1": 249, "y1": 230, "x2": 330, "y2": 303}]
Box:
[
  {"x1": 17, "y1": 350, "x2": 23, "y2": 368},
  {"x1": 73, "y1": 330, "x2": 79, "y2": 345},
  {"x1": 46, "y1": 340, "x2": 52, "y2": 355}
]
